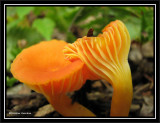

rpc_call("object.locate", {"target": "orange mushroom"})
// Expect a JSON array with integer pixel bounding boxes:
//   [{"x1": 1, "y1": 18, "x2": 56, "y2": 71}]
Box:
[
  {"x1": 10, "y1": 40, "x2": 95, "y2": 117},
  {"x1": 63, "y1": 20, "x2": 133, "y2": 117}
]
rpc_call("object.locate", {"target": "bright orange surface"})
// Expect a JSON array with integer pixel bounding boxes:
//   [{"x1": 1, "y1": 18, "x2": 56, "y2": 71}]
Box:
[
  {"x1": 64, "y1": 20, "x2": 133, "y2": 116},
  {"x1": 10, "y1": 40, "x2": 84, "y2": 87},
  {"x1": 11, "y1": 40, "x2": 96, "y2": 116}
]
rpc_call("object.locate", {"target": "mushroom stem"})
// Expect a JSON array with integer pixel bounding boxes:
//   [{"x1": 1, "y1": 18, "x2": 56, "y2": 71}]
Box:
[
  {"x1": 110, "y1": 63, "x2": 133, "y2": 116},
  {"x1": 63, "y1": 20, "x2": 133, "y2": 117},
  {"x1": 46, "y1": 94, "x2": 96, "y2": 117}
]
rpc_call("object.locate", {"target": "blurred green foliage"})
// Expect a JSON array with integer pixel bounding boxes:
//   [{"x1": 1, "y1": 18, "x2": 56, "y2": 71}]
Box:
[{"x1": 6, "y1": 6, "x2": 154, "y2": 87}]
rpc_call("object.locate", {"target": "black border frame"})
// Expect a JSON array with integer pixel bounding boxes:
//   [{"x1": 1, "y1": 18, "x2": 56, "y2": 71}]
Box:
[{"x1": 0, "y1": 0, "x2": 160, "y2": 123}]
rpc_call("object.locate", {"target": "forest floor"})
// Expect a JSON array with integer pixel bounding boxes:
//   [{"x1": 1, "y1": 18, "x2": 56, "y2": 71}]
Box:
[{"x1": 6, "y1": 40, "x2": 154, "y2": 118}]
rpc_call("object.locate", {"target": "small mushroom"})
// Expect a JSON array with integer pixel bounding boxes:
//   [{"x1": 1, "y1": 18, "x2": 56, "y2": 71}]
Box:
[
  {"x1": 10, "y1": 40, "x2": 95, "y2": 117},
  {"x1": 63, "y1": 20, "x2": 133, "y2": 116}
]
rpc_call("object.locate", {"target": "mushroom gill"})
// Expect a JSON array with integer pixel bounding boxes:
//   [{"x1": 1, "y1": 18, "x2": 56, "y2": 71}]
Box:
[{"x1": 63, "y1": 20, "x2": 133, "y2": 116}]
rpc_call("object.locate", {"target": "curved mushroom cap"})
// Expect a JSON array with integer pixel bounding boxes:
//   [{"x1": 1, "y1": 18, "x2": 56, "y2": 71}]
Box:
[
  {"x1": 11, "y1": 40, "x2": 86, "y2": 95},
  {"x1": 63, "y1": 20, "x2": 131, "y2": 84}
]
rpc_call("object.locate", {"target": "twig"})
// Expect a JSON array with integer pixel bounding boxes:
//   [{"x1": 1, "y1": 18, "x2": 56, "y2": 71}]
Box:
[
  {"x1": 144, "y1": 74, "x2": 154, "y2": 89},
  {"x1": 68, "y1": 7, "x2": 84, "y2": 32},
  {"x1": 144, "y1": 74, "x2": 153, "y2": 83},
  {"x1": 134, "y1": 83, "x2": 151, "y2": 95},
  {"x1": 7, "y1": 92, "x2": 43, "y2": 99}
]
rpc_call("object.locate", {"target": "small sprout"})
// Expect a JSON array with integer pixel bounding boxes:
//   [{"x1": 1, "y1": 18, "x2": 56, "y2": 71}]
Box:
[{"x1": 87, "y1": 28, "x2": 94, "y2": 37}]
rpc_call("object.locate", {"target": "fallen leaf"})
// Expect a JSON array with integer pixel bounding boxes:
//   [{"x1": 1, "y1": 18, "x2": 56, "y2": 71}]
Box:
[
  {"x1": 34, "y1": 104, "x2": 55, "y2": 117},
  {"x1": 140, "y1": 95, "x2": 153, "y2": 116}
]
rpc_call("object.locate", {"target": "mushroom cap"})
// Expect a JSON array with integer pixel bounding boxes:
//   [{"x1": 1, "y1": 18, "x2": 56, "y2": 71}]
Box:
[{"x1": 11, "y1": 40, "x2": 86, "y2": 94}]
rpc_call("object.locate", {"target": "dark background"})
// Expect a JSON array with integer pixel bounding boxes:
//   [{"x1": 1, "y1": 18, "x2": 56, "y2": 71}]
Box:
[{"x1": 0, "y1": 1, "x2": 159, "y2": 122}]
